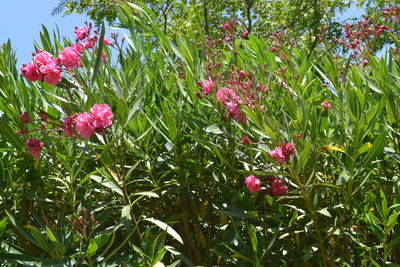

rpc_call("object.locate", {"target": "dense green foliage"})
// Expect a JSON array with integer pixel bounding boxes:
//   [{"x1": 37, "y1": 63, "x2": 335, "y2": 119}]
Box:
[
  {"x1": 56, "y1": 0, "x2": 352, "y2": 38},
  {"x1": 1, "y1": 2, "x2": 400, "y2": 266}
]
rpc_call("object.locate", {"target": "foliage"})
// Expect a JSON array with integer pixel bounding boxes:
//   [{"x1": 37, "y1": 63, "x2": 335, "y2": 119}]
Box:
[
  {"x1": 56, "y1": 0, "x2": 352, "y2": 41},
  {"x1": 1, "y1": 2, "x2": 400, "y2": 266}
]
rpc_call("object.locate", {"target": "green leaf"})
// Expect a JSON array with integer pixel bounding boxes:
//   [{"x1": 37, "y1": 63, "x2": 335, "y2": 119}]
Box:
[
  {"x1": 91, "y1": 21, "x2": 105, "y2": 84},
  {"x1": 0, "y1": 218, "x2": 7, "y2": 238},
  {"x1": 26, "y1": 226, "x2": 52, "y2": 254},
  {"x1": 133, "y1": 191, "x2": 159, "y2": 198},
  {"x1": 121, "y1": 205, "x2": 131, "y2": 221},
  {"x1": 0, "y1": 115, "x2": 22, "y2": 149},
  {"x1": 205, "y1": 124, "x2": 223, "y2": 135},
  {"x1": 317, "y1": 208, "x2": 332, "y2": 218},
  {"x1": 94, "y1": 232, "x2": 112, "y2": 249},
  {"x1": 144, "y1": 218, "x2": 183, "y2": 244},
  {"x1": 358, "y1": 131, "x2": 386, "y2": 170},
  {"x1": 387, "y1": 212, "x2": 398, "y2": 231},
  {"x1": 87, "y1": 238, "x2": 98, "y2": 256},
  {"x1": 45, "y1": 226, "x2": 57, "y2": 243}
]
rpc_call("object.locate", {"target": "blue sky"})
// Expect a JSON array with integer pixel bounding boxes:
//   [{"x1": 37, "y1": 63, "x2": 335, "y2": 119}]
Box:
[
  {"x1": 1, "y1": 1, "x2": 365, "y2": 65},
  {"x1": 0, "y1": 0, "x2": 89, "y2": 65}
]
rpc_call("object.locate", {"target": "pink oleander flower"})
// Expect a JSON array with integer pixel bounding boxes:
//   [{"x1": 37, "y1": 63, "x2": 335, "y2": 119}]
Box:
[
  {"x1": 20, "y1": 63, "x2": 42, "y2": 82},
  {"x1": 20, "y1": 112, "x2": 31, "y2": 123},
  {"x1": 225, "y1": 101, "x2": 247, "y2": 123},
  {"x1": 320, "y1": 101, "x2": 332, "y2": 110},
  {"x1": 90, "y1": 104, "x2": 113, "y2": 131},
  {"x1": 72, "y1": 44, "x2": 83, "y2": 53},
  {"x1": 216, "y1": 88, "x2": 240, "y2": 104},
  {"x1": 82, "y1": 35, "x2": 99, "y2": 50},
  {"x1": 62, "y1": 115, "x2": 77, "y2": 137},
  {"x1": 103, "y1": 37, "x2": 111, "y2": 46},
  {"x1": 33, "y1": 51, "x2": 55, "y2": 66},
  {"x1": 269, "y1": 141, "x2": 296, "y2": 165},
  {"x1": 245, "y1": 175, "x2": 261, "y2": 194},
  {"x1": 39, "y1": 61, "x2": 62, "y2": 86},
  {"x1": 268, "y1": 178, "x2": 288, "y2": 196},
  {"x1": 268, "y1": 146, "x2": 286, "y2": 164},
  {"x1": 75, "y1": 112, "x2": 96, "y2": 138},
  {"x1": 59, "y1": 45, "x2": 82, "y2": 70},
  {"x1": 82, "y1": 39, "x2": 94, "y2": 50},
  {"x1": 202, "y1": 80, "x2": 214, "y2": 95},
  {"x1": 281, "y1": 141, "x2": 296, "y2": 158},
  {"x1": 75, "y1": 26, "x2": 88, "y2": 40},
  {"x1": 75, "y1": 104, "x2": 113, "y2": 138},
  {"x1": 25, "y1": 138, "x2": 44, "y2": 159}
]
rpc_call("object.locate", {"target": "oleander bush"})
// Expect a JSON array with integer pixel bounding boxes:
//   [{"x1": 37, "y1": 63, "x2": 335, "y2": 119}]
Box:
[{"x1": 1, "y1": 3, "x2": 400, "y2": 266}]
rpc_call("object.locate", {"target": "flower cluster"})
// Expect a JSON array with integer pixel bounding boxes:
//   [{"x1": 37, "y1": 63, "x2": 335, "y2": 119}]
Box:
[
  {"x1": 21, "y1": 23, "x2": 112, "y2": 86},
  {"x1": 267, "y1": 177, "x2": 288, "y2": 196},
  {"x1": 67, "y1": 208, "x2": 100, "y2": 240},
  {"x1": 19, "y1": 104, "x2": 113, "y2": 160},
  {"x1": 20, "y1": 50, "x2": 62, "y2": 86},
  {"x1": 197, "y1": 80, "x2": 215, "y2": 95},
  {"x1": 197, "y1": 67, "x2": 267, "y2": 124},
  {"x1": 244, "y1": 175, "x2": 288, "y2": 196},
  {"x1": 333, "y1": 16, "x2": 389, "y2": 64},
  {"x1": 216, "y1": 87, "x2": 247, "y2": 123},
  {"x1": 320, "y1": 101, "x2": 332, "y2": 110},
  {"x1": 75, "y1": 104, "x2": 113, "y2": 138},
  {"x1": 245, "y1": 175, "x2": 261, "y2": 193},
  {"x1": 268, "y1": 141, "x2": 296, "y2": 165},
  {"x1": 25, "y1": 138, "x2": 44, "y2": 159}
]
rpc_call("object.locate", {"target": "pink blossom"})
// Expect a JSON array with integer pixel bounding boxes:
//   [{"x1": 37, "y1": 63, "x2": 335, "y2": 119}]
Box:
[
  {"x1": 269, "y1": 142, "x2": 296, "y2": 165},
  {"x1": 72, "y1": 44, "x2": 83, "y2": 53},
  {"x1": 20, "y1": 63, "x2": 42, "y2": 82},
  {"x1": 75, "y1": 112, "x2": 96, "y2": 138},
  {"x1": 75, "y1": 27, "x2": 88, "y2": 40},
  {"x1": 103, "y1": 37, "x2": 112, "y2": 46},
  {"x1": 82, "y1": 39, "x2": 94, "y2": 50},
  {"x1": 25, "y1": 138, "x2": 44, "y2": 159},
  {"x1": 281, "y1": 141, "x2": 296, "y2": 158},
  {"x1": 268, "y1": 146, "x2": 286, "y2": 164},
  {"x1": 245, "y1": 175, "x2": 261, "y2": 194},
  {"x1": 216, "y1": 88, "x2": 240, "y2": 104},
  {"x1": 33, "y1": 51, "x2": 55, "y2": 66},
  {"x1": 202, "y1": 80, "x2": 215, "y2": 95},
  {"x1": 82, "y1": 35, "x2": 99, "y2": 50},
  {"x1": 268, "y1": 179, "x2": 288, "y2": 196},
  {"x1": 320, "y1": 101, "x2": 332, "y2": 110},
  {"x1": 39, "y1": 62, "x2": 62, "y2": 86},
  {"x1": 90, "y1": 104, "x2": 113, "y2": 131},
  {"x1": 75, "y1": 104, "x2": 113, "y2": 138},
  {"x1": 59, "y1": 46, "x2": 82, "y2": 69},
  {"x1": 225, "y1": 101, "x2": 247, "y2": 123},
  {"x1": 20, "y1": 112, "x2": 31, "y2": 123},
  {"x1": 62, "y1": 115, "x2": 77, "y2": 137}
]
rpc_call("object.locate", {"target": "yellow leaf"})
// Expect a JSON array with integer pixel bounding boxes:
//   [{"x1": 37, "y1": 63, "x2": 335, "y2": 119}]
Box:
[{"x1": 323, "y1": 145, "x2": 346, "y2": 154}]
